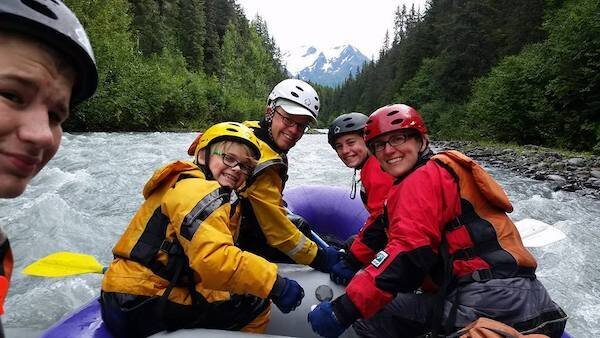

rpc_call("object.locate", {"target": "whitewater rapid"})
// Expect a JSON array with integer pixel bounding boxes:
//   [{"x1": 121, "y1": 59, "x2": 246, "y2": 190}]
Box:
[{"x1": 1, "y1": 132, "x2": 598, "y2": 337}]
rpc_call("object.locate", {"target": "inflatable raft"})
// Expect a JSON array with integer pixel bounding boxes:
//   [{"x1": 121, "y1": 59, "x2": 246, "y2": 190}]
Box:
[{"x1": 40, "y1": 185, "x2": 571, "y2": 338}]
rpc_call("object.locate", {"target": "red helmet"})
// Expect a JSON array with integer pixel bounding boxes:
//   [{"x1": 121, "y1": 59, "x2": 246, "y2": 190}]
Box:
[{"x1": 364, "y1": 104, "x2": 427, "y2": 145}]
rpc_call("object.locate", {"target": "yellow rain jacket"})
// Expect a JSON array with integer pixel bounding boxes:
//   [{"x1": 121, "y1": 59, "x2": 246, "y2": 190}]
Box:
[
  {"x1": 240, "y1": 121, "x2": 318, "y2": 265},
  {"x1": 102, "y1": 160, "x2": 278, "y2": 305}
]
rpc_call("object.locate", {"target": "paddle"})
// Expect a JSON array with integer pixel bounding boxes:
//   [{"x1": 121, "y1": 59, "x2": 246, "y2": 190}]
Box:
[
  {"x1": 515, "y1": 218, "x2": 567, "y2": 248},
  {"x1": 22, "y1": 251, "x2": 106, "y2": 277},
  {"x1": 22, "y1": 219, "x2": 566, "y2": 278},
  {"x1": 22, "y1": 232, "x2": 331, "y2": 278},
  {"x1": 310, "y1": 230, "x2": 330, "y2": 249}
]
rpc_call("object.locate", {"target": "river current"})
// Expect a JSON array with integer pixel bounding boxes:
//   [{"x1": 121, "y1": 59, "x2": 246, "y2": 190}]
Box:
[{"x1": 1, "y1": 132, "x2": 599, "y2": 337}]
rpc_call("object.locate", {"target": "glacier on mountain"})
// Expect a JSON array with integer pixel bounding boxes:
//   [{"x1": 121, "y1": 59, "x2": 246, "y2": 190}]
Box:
[{"x1": 282, "y1": 44, "x2": 370, "y2": 87}]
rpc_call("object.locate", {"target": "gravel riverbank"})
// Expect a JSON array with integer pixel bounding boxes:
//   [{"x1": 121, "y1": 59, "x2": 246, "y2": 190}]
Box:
[{"x1": 434, "y1": 140, "x2": 600, "y2": 199}]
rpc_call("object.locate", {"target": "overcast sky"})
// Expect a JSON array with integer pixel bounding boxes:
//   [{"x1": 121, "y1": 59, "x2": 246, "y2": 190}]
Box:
[{"x1": 236, "y1": 0, "x2": 428, "y2": 59}]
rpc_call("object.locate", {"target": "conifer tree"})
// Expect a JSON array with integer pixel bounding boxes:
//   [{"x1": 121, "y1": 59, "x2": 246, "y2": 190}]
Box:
[{"x1": 177, "y1": 0, "x2": 206, "y2": 71}]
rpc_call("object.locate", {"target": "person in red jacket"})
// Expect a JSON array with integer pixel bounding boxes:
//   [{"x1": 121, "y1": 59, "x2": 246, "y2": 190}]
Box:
[
  {"x1": 0, "y1": 1, "x2": 98, "y2": 336},
  {"x1": 327, "y1": 113, "x2": 394, "y2": 285},
  {"x1": 308, "y1": 104, "x2": 567, "y2": 338}
]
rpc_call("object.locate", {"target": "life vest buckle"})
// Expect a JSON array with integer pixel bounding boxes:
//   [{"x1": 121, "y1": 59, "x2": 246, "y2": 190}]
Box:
[
  {"x1": 453, "y1": 247, "x2": 476, "y2": 260},
  {"x1": 471, "y1": 269, "x2": 493, "y2": 282},
  {"x1": 159, "y1": 240, "x2": 171, "y2": 252},
  {"x1": 160, "y1": 239, "x2": 185, "y2": 258}
]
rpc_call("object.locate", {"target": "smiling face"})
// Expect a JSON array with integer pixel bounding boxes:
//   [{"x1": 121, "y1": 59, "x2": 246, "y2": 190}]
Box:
[
  {"x1": 0, "y1": 32, "x2": 75, "y2": 198},
  {"x1": 334, "y1": 133, "x2": 369, "y2": 169},
  {"x1": 270, "y1": 107, "x2": 311, "y2": 151},
  {"x1": 207, "y1": 142, "x2": 256, "y2": 190},
  {"x1": 372, "y1": 131, "x2": 425, "y2": 178}
]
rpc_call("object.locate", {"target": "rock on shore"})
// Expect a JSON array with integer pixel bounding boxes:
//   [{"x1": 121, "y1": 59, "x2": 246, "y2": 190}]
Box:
[{"x1": 434, "y1": 141, "x2": 600, "y2": 199}]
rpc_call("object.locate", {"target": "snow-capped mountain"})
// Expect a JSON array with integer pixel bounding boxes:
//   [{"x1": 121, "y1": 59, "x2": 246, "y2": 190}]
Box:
[{"x1": 282, "y1": 44, "x2": 370, "y2": 87}]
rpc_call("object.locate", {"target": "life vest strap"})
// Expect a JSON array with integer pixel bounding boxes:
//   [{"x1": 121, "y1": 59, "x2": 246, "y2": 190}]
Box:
[
  {"x1": 455, "y1": 267, "x2": 537, "y2": 286},
  {"x1": 451, "y1": 239, "x2": 500, "y2": 260}
]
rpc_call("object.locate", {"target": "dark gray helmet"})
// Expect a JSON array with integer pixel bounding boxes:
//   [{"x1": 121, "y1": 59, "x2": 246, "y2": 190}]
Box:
[
  {"x1": 0, "y1": 0, "x2": 98, "y2": 105},
  {"x1": 327, "y1": 112, "x2": 369, "y2": 148}
]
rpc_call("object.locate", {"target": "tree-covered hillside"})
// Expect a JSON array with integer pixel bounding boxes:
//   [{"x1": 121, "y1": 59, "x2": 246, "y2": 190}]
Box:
[
  {"x1": 64, "y1": 0, "x2": 286, "y2": 131},
  {"x1": 64, "y1": 0, "x2": 599, "y2": 153},
  {"x1": 321, "y1": 0, "x2": 599, "y2": 153}
]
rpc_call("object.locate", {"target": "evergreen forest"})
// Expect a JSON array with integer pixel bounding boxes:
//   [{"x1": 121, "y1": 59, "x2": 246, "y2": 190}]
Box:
[
  {"x1": 64, "y1": 0, "x2": 286, "y2": 131},
  {"x1": 65, "y1": 0, "x2": 599, "y2": 153},
  {"x1": 319, "y1": 0, "x2": 600, "y2": 153}
]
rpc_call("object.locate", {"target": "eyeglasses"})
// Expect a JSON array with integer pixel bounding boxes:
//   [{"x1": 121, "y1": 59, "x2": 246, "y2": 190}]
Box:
[
  {"x1": 275, "y1": 110, "x2": 310, "y2": 132},
  {"x1": 212, "y1": 151, "x2": 254, "y2": 176},
  {"x1": 370, "y1": 133, "x2": 414, "y2": 153}
]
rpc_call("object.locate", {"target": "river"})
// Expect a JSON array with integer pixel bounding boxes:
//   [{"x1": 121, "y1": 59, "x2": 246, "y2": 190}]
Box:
[{"x1": 1, "y1": 132, "x2": 599, "y2": 337}]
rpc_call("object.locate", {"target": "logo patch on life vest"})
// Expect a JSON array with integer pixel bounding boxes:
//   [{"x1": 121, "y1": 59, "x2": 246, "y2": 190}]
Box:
[{"x1": 371, "y1": 250, "x2": 389, "y2": 268}]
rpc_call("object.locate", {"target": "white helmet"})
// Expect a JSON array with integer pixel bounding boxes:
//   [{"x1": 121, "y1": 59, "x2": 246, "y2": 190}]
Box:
[{"x1": 267, "y1": 79, "x2": 320, "y2": 122}]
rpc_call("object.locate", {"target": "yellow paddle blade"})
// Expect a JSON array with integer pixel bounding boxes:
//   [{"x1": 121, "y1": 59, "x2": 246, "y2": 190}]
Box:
[{"x1": 22, "y1": 252, "x2": 105, "y2": 277}]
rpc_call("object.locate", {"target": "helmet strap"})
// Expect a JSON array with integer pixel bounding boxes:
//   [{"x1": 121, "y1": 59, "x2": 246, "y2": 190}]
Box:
[
  {"x1": 202, "y1": 147, "x2": 214, "y2": 180},
  {"x1": 417, "y1": 134, "x2": 430, "y2": 157},
  {"x1": 350, "y1": 169, "x2": 360, "y2": 200},
  {"x1": 264, "y1": 106, "x2": 275, "y2": 142}
]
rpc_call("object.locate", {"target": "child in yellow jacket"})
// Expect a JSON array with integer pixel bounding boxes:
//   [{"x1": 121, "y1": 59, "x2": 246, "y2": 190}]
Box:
[{"x1": 101, "y1": 122, "x2": 304, "y2": 337}]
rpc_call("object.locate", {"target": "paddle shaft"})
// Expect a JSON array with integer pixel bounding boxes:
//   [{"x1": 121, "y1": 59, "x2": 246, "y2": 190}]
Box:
[{"x1": 310, "y1": 230, "x2": 330, "y2": 249}]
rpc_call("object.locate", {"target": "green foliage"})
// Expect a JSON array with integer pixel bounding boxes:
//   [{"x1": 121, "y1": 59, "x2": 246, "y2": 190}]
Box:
[
  {"x1": 466, "y1": 44, "x2": 557, "y2": 145},
  {"x1": 63, "y1": 0, "x2": 285, "y2": 131},
  {"x1": 63, "y1": 0, "x2": 137, "y2": 130},
  {"x1": 396, "y1": 57, "x2": 442, "y2": 107},
  {"x1": 177, "y1": 0, "x2": 206, "y2": 71},
  {"x1": 465, "y1": 0, "x2": 600, "y2": 151},
  {"x1": 129, "y1": 0, "x2": 171, "y2": 55},
  {"x1": 64, "y1": 0, "x2": 598, "y2": 154},
  {"x1": 542, "y1": 0, "x2": 600, "y2": 150},
  {"x1": 422, "y1": 101, "x2": 467, "y2": 140},
  {"x1": 326, "y1": 0, "x2": 598, "y2": 152},
  {"x1": 220, "y1": 17, "x2": 284, "y2": 122}
]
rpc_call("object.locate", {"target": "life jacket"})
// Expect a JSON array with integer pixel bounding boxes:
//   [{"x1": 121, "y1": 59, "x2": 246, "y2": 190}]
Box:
[
  {"x1": 429, "y1": 150, "x2": 538, "y2": 337},
  {"x1": 432, "y1": 150, "x2": 537, "y2": 282},
  {"x1": 458, "y1": 318, "x2": 552, "y2": 338},
  {"x1": 0, "y1": 231, "x2": 12, "y2": 315},
  {"x1": 242, "y1": 121, "x2": 288, "y2": 188},
  {"x1": 238, "y1": 121, "x2": 317, "y2": 265},
  {"x1": 110, "y1": 161, "x2": 223, "y2": 306}
]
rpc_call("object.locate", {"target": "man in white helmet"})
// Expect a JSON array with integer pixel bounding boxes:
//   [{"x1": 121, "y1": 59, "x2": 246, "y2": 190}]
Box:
[{"x1": 236, "y1": 79, "x2": 342, "y2": 273}]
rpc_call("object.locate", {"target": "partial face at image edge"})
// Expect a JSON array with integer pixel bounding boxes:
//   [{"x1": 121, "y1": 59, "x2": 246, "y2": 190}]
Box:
[{"x1": 0, "y1": 31, "x2": 75, "y2": 198}]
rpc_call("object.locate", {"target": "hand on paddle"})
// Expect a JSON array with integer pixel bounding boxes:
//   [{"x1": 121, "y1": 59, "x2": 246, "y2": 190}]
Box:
[
  {"x1": 270, "y1": 275, "x2": 304, "y2": 313},
  {"x1": 311, "y1": 246, "x2": 343, "y2": 273}
]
